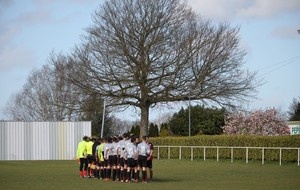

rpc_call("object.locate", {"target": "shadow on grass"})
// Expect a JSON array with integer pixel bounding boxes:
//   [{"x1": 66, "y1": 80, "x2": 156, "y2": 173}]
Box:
[{"x1": 151, "y1": 177, "x2": 183, "y2": 183}]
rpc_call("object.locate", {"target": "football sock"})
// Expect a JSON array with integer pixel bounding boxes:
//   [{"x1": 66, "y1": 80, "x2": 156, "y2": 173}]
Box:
[
  {"x1": 101, "y1": 169, "x2": 104, "y2": 179},
  {"x1": 112, "y1": 169, "x2": 116, "y2": 180},
  {"x1": 142, "y1": 170, "x2": 147, "y2": 181},
  {"x1": 117, "y1": 169, "x2": 120, "y2": 179},
  {"x1": 87, "y1": 167, "x2": 90, "y2": 176},
  {"x1": 120, "y1": 169, "x2": 123, "y2": 180},
  {"x1": 127, "y1": 171, "x2": 131, "y2": 181}
]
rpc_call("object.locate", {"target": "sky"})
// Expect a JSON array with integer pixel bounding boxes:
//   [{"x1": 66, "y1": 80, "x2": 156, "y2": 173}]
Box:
[{"x1": 0, "y1": 0, "x2": 300, "y2": 121}]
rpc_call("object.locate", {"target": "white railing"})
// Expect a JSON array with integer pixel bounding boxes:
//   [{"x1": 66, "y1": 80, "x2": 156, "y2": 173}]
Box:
[{"x1": 154, "y1": 146, "x2": 300, "y2": 166}]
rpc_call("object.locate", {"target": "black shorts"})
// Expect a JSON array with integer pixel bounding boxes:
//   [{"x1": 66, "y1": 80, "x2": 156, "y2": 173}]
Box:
[
  {"x1": 119, "y1": 157, "x2": 125, "y2": 167},
  {"x1": 109, "y1": 155, "x2": 117, "y2": 166},
  {"x1": 87, "y1": 155, "x2": 93, "y2": 164},
  {"x1": 138, "y1": 155, "x2": 148, "y2": 167},
  {"x1": 117, "y1": 155, "x2": 120, "y2": 166},
  {"x1": 104, "y1": 159, "x2": 109, "y2": 167},
  {"x1": 127, "y1": 158, "x2": 137, "y2": 168},
  {"x1": 147, "y1": 159, "x2": 152, "y2": 168},
  {"x1": 97, "y1": 160, "x2": 105, "y2": 167},
  {"x1": 124, "y1": 158, "x2": 128, "y2": 166}
]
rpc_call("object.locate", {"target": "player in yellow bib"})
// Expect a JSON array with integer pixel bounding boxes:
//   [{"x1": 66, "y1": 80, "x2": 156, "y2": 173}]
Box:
[
  {"x1": 86, "y1": 137, "x2": 94, "y2": 178},
  {"x1": 77, "y1": 136, "x2": 88, "y2": 178},
  {"x1": 96, "y1": 138, "x2": 106, "y2": 179}
]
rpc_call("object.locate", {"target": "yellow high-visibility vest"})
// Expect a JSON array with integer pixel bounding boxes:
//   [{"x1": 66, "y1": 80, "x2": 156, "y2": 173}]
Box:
[{"x1": 77, "y1": 140, "x2": 87, "y2": 158}]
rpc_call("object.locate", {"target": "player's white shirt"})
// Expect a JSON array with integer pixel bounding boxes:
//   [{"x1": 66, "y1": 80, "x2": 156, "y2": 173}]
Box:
[
  {"x1": 111, "y1": 141, "x2": 119, "y2": 156},
  {"x1": 137, "y1": 141, "x2": 150, "y2": 156},
  {"x1": 125, "y1": 142, "x2": 137, "y2": 159},
  {"x1": 103, "y1": 142, "x2": 111, "y2": 159},
  {"x1": 118, "y1": 139, "x2": 126, "y2": 158}
]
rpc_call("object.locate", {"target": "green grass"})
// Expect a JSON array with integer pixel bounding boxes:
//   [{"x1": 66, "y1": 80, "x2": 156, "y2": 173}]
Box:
[{"x1": 0, "y1": 159, "x2": 299, "y2": 190}]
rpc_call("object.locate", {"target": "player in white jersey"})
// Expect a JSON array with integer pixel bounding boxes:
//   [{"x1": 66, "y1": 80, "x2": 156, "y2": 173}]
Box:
[
  {"x1": 111, "y1": 136, "x2": 119, "y2": 181},
  {"x1": 124, "y1": 136, "x2": 138, "y2": 183},
  {"x1": 103, "y1": 137, "x2": 113, "y2": 180},
  {"x1": 146, "y1": 136, "x2": 154, "y2": 181},
  {"x1": 118, "y1": 133, "x2": 128, "y2": 182},
  {"x1": 137, "y1": 136, "x2": 150, "y2": 183}
]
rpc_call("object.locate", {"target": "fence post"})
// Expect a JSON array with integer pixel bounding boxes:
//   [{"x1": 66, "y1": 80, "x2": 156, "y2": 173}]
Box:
[
  {"x1": 217, "y1": 147, "x2": 219, "y2": 162},
  {"x1": 298, "y1": 148, "x2": 300, "y2": 166},
  {"x1": 179, "y1": 146, "x2": 182, "y2": 160},
  {"x1": 262, "y1": 148, "x2": 264, "y2": 165},
  {"x1": 279, "y1": 148, "x2": 282, "y2": 166},
  {"x1": 231, "y1": 148, "x2": 233, "y2": 163},
  {"x1": 157, "y1": 146, "x2": 160, "y2": 160},
  {"x1": 168, "y1": 146, "x2": 170, "y2": 159},
  {"x1": 191, "y1": 146, "x2": 193, "y2": 161},
  {"x1": 204, "y1": 147, "x2": 206, "y2": 161},
  {"x1": 246, "y1": 147, "x2": 248, "y2": 164}
]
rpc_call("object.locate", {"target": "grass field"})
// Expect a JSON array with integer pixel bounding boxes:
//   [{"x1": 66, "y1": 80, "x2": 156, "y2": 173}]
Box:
[{"x1": 0, "y1": 159, "x2": 299, "y2": 190}]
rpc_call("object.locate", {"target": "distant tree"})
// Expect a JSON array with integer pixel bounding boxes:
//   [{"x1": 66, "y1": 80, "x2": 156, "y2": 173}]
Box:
[
  {"x1": 288, "y1": 97, "x2": 300, "y2": 121},
  {"x1": 4, "y1": 64, "x2": 78, "y2": 121},
  {"x1": 4, "y1": 54, "x2": 113, "y2": 138},
  {"x1": 129, "y1": 125, "x2": 140, "y2": 137},
  {"x1": 148, "y1": 123, "x2": 159, "y2": 137},
  {"x1": 159, "y1": 122, "x2": 170, "y2": 137},
  {"x1": 78, "y1": 92, "x2": 112, "y2": 136},
  {"x1": 169, "y1": 105, "x2": 225, "y2": 136},
  {"x1": 223, "y1": 108, "x2": 290, "y2": 136},
  {"x1": 110, "y1": 118, "x2": 134, "y2": 136},
  {"x1": 61, "y1": 0, "x2": 259, "y2": 138}
]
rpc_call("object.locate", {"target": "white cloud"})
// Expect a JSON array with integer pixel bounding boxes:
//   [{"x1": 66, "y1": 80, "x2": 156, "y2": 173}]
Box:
[
  {"x1": 187, "y1": 0, "x2": 246, "y2": 21},
  {"x1": 0, "y1": 46, "x2": 36, "y2": 72},
  {"x1": 238, "y1": 0, "x2": 300, "y2": 18},
  {"x1": 32, "y1": 0, "x2": 98, "y2": 6},
  {"x1": 187, "y1": 0, "x2": 300, "y2": 20},
  {"x1": 0, "y1": 0, "x2": 14, "y2": 7},
  {"x1": 271, "y1": 24, "x2": 300, "y2": 39},
  {"x1": 0, "y1": 0, "x2": 89, "y2": 72},
  {"x1": 13, "y1": 9, "x2": 53, "y2": 26}
]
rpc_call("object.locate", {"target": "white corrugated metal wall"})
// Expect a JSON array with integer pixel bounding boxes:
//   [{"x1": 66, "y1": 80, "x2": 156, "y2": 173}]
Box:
[{"x1": 0, "y1": 121, "x2": 91, "y2": 160}]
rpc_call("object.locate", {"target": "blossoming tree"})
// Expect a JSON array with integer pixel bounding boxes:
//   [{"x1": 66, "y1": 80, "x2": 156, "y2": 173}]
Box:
[{"x1": 223, "y1": 108, "x2": 290, "y2": 136}]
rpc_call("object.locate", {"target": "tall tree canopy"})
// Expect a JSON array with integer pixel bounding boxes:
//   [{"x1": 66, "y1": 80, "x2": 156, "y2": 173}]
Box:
[
  {"x1": 63, "y1": 0, "x2": 259, "y2": 137},
  {"x1": 169, "y1": 105, "x2": 225, "y2": 136},
  {"x1": 288, "y1": 97, "x2": 300, "y2": 121}
]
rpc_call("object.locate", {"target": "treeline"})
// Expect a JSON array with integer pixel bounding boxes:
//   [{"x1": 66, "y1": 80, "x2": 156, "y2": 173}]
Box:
[{"x1": 127, "y1": 105, "x2": 225, "y2": 137}]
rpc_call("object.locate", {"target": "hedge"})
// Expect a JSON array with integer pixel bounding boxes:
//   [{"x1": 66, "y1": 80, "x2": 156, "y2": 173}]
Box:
[{"x1": 149, "y1": 135, "x2": 300, "y2": 162}]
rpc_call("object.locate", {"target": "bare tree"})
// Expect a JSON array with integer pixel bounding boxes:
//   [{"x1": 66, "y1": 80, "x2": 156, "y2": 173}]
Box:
[
  {"x1": 4, "y1": 61, "x2": 78, "y2": 121},
  {"x1": 66, "y1": 0, "x2": 259, "y2": 137}
]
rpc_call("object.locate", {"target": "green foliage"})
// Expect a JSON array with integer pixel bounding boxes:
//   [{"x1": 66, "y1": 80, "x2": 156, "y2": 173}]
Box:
[
  {"x1": 159, "y1": 122, "x2": 170, "y2": 137},
  {"x1": 288, "y1": 97, "x2": 300, "y2": 121},
  {"x1": 168, "y1": 105, "x2": 225, "y2": 136},
  {"x1": 129, "y1": 124, "x2": 140, "y2": 137},
  {"x1": 150, "y1": 135, "x2": 300, "y2": 161},
  {"x1": 79, "y1": 93, "x2": 112, "y2": 137},
  {"x1": 148, "y1": 123, "x2": 159, "y2": 137}
]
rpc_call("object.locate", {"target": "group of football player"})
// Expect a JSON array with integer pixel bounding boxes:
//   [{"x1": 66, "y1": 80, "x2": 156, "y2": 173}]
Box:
[{"x1": 76, "y1": 133, "x2": 153, "y2": 183}]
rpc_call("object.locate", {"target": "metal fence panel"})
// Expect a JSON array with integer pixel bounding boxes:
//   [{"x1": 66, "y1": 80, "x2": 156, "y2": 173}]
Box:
[{"x1": 0, "y1": 121, "x2": 91, "y2": 160}]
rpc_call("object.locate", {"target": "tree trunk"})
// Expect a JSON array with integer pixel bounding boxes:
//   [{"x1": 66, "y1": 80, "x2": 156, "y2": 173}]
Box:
[{"x1": 140, "y1": 104, "x2": 149, "y2": 138}]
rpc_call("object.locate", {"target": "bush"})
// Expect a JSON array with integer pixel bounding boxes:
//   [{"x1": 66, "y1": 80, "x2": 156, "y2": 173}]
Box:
[{"x1": 150, "y1": 135, "x2": 300, "y2": 161}]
